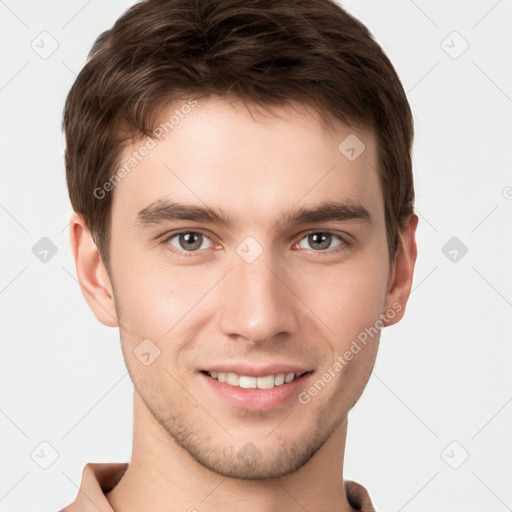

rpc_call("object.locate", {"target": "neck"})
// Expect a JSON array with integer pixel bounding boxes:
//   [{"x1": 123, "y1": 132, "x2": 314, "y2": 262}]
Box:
[{"x1": 106, "y1": 391, "x2": 355, "y2": 512}]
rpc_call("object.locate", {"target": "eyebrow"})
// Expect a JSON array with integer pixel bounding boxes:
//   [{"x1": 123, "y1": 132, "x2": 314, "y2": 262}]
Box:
[{"x1": 135, "y1": 199, "x2": 372, "y2": 229}]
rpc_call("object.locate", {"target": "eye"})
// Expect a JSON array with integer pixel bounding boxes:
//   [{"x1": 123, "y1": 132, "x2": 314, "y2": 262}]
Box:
[
  {"x1": 296, "y1": 232, "x2": 347, "y2": 252},
  {"x1": 165, "y1": 231, "x2": 215, "y2": 253}
]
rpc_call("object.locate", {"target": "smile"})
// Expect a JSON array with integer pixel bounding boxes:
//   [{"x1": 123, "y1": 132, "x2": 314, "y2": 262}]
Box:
[{"x1": 205, "y1": 371, "x2": 301, "y2": 389}]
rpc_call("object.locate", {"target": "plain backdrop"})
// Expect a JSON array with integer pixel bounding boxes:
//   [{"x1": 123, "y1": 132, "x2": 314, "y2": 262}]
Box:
[{"x1": 0, "y1": 1, "x2": 511, "y2": 511}]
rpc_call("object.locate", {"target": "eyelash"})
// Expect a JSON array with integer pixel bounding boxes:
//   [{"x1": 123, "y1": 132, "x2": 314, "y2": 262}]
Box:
[{"x1": 162, "y1": 229, "x2": 351, "y2": 258}]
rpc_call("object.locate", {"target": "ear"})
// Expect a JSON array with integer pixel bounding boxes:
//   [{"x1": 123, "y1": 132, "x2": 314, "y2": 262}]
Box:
[
  {"x1": 383, "y1": 213, "x2": 419, "y2": 327},
  {"x1": 69, "y1": 213, "x2": 119, "y2": 327}
]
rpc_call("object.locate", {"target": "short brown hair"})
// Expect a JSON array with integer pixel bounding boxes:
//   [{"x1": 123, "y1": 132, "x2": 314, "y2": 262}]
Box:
[{"x1": 63, "y1": 0, "x2": 414, "y2": 271}]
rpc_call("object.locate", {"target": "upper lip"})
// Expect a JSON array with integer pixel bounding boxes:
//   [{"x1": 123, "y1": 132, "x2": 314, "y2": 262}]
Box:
[{"x1": 200, "y1": 364, "x2": 313, "y2": 378}]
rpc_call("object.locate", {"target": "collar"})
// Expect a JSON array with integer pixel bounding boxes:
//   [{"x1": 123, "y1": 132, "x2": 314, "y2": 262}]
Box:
[{"x1": 61, "y1": 462, "x2": 375, "y2": 511}]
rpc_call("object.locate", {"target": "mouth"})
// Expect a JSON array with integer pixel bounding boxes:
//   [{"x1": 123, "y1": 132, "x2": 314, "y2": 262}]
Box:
[
  {"x1": 201, "y1": 370, "x2": 309, "y2": 390},
  {"x1": 199, "y1": 367, "x2": 314, "y2": 411}
]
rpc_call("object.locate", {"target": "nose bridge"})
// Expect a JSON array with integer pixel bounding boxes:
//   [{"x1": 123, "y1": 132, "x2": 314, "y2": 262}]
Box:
[{"x1": 219, "y1": 239, "x2": 298, "y2": 344}]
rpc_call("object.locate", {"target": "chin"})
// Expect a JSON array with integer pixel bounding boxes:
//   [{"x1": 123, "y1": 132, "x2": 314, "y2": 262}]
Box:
[{"x1": 186, "y1": 438, "x2": 324, "y2": 480}]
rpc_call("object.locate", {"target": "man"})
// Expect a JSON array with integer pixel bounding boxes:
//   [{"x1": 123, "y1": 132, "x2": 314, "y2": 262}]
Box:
[{"x1": 61, "y1": 0, "x2": 418, "y2": 510}]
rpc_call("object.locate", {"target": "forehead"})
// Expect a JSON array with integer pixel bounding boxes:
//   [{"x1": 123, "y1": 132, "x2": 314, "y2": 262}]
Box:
[{"x1": 111, "y1": 97, "x2": 382, "y2": 227}]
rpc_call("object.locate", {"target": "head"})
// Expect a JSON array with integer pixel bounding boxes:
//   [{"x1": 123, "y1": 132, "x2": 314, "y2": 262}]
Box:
[{"x1": 65, "y1": 0, "x2": 418, "y2": 480}]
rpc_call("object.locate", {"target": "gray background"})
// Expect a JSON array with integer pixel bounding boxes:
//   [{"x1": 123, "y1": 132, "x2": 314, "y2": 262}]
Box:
[{"x1": 0, "y1": 0, "x2": 511, "y2": 511}]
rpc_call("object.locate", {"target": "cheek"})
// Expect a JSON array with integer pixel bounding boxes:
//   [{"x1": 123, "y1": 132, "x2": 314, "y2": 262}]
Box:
[
  {"x1": 111, "y1": 251, "x2": 189, "y2": 326},
  {"x1": 298, "y1": 251, "x2": 389, "y2": 340},
  {"x1": 111, "y1": 256, "x2": 220, "y2": 366}
]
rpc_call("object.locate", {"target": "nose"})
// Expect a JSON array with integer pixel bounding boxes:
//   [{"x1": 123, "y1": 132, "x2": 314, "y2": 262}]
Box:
[{"x1": 218, "y1": 242, "x2": 299, "y2": 346}]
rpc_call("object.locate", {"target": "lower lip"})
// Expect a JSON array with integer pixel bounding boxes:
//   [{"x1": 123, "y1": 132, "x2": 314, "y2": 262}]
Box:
[{"x1": 200, "y1": 372, "x2": 313, "y2": 411}]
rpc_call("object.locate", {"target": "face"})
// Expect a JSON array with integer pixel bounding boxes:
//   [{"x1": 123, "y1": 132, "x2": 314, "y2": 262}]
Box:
[{"x1": 91, "y1": 97, "x2": 411, "y2": 479}]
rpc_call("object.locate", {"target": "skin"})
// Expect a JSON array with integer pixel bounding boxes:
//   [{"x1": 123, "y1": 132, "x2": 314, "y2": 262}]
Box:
[{"x1": 70, "y1": 96, "x2": 418, "y2": 512}]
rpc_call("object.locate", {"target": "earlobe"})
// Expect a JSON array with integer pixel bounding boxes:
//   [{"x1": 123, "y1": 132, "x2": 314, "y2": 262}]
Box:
[
  {"x1": 69, "y1": 213, "x2": 119, "y2": 327},
  {"x1": 383, "y1": 213, "x2": 419, "y2": 327}
]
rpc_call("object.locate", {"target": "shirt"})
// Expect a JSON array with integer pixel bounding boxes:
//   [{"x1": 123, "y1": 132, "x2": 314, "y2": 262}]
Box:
[{"x1": 60, "y1": 462, "x2": 376, "y2": 512}]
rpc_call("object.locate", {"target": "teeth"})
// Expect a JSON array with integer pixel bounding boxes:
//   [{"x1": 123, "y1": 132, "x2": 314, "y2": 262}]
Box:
[
  {"x1": 257, "y1": 375, "x2": 275, "y2": 389},
  {"x1": 239, "y1": 376, "x2": 257, "y2": 388},
  {"x1": 207, "y1": 371, "x2": 298, "y2": 388},
  {"x1": 274, "y1": 373, "x2": 285, "y2": 386},
  {"x1": 226, "y1": 372, "x2": 239, "y2": 386}
]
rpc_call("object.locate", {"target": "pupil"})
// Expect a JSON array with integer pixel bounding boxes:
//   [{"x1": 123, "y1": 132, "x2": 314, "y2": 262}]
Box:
[
  {"x1": 181, "y1": 233, "x2": 201, "y2": 250},
  {"x1": 310, "y1": 233, "x2": 330, "y2": 250}
]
